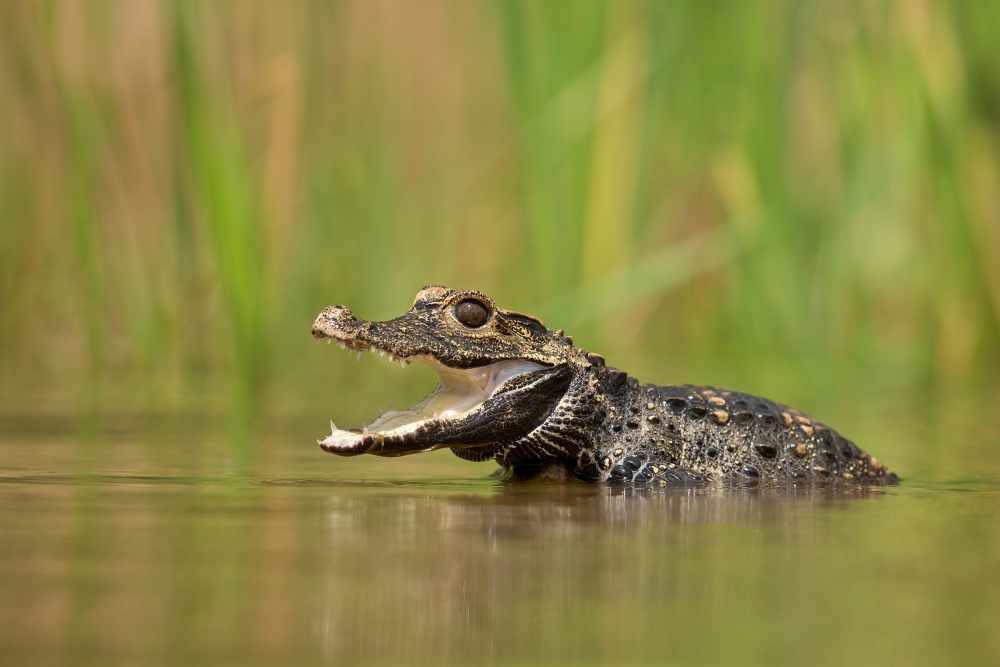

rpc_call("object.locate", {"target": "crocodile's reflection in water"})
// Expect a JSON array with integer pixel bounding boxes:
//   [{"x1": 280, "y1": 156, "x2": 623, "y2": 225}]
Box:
[
  {"x1": 316, "y1": 481, "x2": 891, "y2": 660},
  {"x1": 320, "y1": 480, "x2": 889, "y2": 535}
]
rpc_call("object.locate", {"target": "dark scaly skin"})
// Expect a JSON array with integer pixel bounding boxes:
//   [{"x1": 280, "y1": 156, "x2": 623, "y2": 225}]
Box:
[{"x1": 312, "y1": 286, "x2": 898, "y2": 485}]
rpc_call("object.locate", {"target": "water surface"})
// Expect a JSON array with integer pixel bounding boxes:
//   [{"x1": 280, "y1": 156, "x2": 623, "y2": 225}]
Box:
[{"x1": 1, "y1": 409, "x2": 998, "y2": 666}]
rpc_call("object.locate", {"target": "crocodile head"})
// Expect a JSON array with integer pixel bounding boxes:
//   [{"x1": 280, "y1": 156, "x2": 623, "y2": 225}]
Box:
[{"x1": 312, "y1": 285, "x2": 590, "y2": 461}]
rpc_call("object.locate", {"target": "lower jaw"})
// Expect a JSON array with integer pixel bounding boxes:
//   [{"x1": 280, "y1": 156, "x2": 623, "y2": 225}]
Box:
[{"x1": 319, "y1": 359, "x2": 549, "y2": 455}]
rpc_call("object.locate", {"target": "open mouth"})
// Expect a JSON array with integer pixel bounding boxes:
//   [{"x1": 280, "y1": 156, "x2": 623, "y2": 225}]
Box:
[{"x1": 315, "y1": 333, "x2": 547, "y2": 456}]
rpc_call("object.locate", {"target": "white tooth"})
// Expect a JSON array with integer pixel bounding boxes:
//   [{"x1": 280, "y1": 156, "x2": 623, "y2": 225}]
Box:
[
  {"x1": 379, "y1": 349, "x2": 385, "y2": 357},
  {"x1": 362, "y1": 426, "x2": 369, "y2": 437},
  {"x1": 356, "y1": 350, "x2": 362, "y2": 361},
  {"x1": 387, "y1": 353, "x2": 395, "y2": 362},
  {"x1": 326, "y1": 339, "x2": 331, "y2": 344},
  {"x1": 330, "y1": 420, "x2": 337, "y2": 434},
  {"x1": 370, "y1": 346, "x2": 376, "y2": 354},
  {"x1": 338, "y1": 341, "x2": 346, "y2": 350},
  {"x1": 398, "y1": 358, "x2": 406, "y2": 369}
]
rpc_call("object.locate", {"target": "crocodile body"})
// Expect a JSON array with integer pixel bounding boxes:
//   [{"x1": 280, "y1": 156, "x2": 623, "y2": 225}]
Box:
[{"x1": 312, "y1": 286, "x2": 897, "y2": 485}]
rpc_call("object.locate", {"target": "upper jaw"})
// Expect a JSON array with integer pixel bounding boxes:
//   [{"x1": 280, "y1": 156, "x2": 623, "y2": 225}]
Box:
[{"x1": 312, "y1": 306, "x2": 414, "y2": 366}]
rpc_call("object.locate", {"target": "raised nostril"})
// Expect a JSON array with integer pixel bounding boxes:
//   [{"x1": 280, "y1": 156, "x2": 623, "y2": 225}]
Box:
[{"x1": 312, "y1": 305, "x2": 357, "y2": 336}]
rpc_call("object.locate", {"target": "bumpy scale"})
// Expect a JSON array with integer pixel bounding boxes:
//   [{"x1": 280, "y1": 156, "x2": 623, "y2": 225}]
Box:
[{"x1": 311, "y1": 285, "x2": 898, "y2": 486}]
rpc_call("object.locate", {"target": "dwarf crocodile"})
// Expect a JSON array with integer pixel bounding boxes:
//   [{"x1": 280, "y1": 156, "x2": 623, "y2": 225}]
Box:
[{"x1": 312, "y1": 285, "x2": 898, "y2": 485}]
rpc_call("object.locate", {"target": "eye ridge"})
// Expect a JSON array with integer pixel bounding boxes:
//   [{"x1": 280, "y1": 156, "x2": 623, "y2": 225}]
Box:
[{"x1": 454, "y1": 298, "x2": 490, "y2": 328}]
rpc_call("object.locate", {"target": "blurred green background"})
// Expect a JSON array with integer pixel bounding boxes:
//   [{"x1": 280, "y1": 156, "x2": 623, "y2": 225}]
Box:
[{"x1": 2, "y1": 0, "x2": 998, "y2": 435}]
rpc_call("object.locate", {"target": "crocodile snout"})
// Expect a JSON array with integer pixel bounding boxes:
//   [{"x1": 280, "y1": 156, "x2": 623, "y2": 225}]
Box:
[{"x1": 311, "y1": 305, "x2": 357, "y2": 338}]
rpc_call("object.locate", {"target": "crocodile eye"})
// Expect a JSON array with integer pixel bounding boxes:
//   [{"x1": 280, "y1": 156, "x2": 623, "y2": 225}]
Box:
[{"x1": 454, "y1": 299, "x2": 490, "y2": 328}]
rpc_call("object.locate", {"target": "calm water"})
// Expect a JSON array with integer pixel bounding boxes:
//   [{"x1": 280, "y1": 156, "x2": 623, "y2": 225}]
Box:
[{"x1": 1, "y1": 403, "x2": 999, "y2": 666}]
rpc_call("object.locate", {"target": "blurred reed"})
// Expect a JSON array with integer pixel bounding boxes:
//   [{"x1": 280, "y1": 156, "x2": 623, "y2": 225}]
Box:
[{"x1": 1, "y1": 0, "x2": 998, "y2": 428}]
